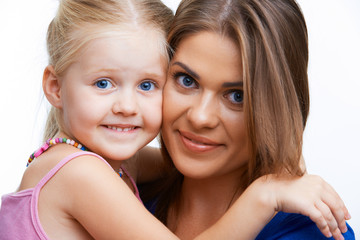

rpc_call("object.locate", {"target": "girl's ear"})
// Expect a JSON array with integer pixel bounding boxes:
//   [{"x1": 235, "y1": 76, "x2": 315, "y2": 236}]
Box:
[{"x1": 43, "y1": 65, "x2": 62, "y2": 109}]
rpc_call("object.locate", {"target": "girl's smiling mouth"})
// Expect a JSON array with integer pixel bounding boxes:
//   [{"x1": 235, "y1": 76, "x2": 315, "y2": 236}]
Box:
[{"x1": 106, "y1": 125, "x2": 137, "y2": 132}]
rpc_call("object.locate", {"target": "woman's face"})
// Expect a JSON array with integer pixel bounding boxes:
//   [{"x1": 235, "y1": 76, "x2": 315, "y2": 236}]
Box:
[{"x1": 162, "y1": 31, "x2": 250, "y2": 179}]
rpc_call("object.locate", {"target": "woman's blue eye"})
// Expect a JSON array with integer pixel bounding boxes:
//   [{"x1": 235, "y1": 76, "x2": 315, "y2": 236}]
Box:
[
  {"x1": 227, "y1": 90, "x2": 244, "y2": 104},
  {"x1": 95, "y1": 79, "x2": 113, "y2": 89},
  {"x1": 182, "y1": 76, "x2": 193, "y2": 87},
  {"x1": 139, "y1": 81, "x2": 155, "y2": 91},
  {"x1": 177, "y1": 74, "x2": 196, "y2": 88}
]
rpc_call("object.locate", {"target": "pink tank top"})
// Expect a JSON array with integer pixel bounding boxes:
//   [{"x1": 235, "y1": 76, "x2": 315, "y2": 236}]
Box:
[{"x1": 0, "y1": 151, "x2": 141, "y2": 239}]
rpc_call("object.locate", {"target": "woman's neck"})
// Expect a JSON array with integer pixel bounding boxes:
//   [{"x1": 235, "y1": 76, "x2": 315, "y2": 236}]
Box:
[{"x1": 169, "y1": 171, "x2": 247, "y2": 239}]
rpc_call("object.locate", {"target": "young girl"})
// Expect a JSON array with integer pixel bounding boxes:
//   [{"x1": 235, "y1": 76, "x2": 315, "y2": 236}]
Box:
[
  {"x1": 0, "y1": 0, "x2": 176, "y2": 238},
  {"x1": 0, "y1": 0, "x2": 351, "y2": 239}
]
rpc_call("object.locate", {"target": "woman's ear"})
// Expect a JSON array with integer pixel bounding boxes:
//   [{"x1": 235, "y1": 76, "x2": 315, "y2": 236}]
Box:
[{"x1": 43, "y1": 65, "x2": 62, "y2": 109}]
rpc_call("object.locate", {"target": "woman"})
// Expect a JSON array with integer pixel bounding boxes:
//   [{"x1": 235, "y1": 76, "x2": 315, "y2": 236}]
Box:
[{"x1": 139, "y1": 0, "x2": 355, "y2": 239}]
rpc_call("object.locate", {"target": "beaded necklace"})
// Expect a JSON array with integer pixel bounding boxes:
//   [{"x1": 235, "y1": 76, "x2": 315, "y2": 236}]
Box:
[
  {"x1": 27, "y1": 137, "x2": 124, "y2": 177},
  {"x1": 27, "y1": 137, "x2": 86, "y2": 166}
]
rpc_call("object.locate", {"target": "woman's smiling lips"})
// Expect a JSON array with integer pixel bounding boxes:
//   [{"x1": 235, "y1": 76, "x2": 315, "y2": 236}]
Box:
[{"x1": 178, "y1": 130, "x2": 223, "y2": 153}]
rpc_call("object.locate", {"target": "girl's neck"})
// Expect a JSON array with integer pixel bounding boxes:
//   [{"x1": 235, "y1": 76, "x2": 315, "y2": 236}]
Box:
[
  {"x1": 55, "y1": 132, "x2": 124, "y2": 173},
  {"x1": 54, "y1": 132, "x2": 138, "y2": 195}
]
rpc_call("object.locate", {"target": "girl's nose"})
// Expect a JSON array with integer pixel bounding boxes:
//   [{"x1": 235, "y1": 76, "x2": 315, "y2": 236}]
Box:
[
  {"x1": 112, "y1": 91, "x2": 138, "y2": 116},
  {"x1": 186, "y1": 92, "x2": 220, "y2": 129}
]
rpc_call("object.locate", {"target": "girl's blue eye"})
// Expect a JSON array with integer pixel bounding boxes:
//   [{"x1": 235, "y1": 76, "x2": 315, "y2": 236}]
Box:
[
  {"x1": 95, "y1": 79, "x2": 113, "y2": 89},
  {"x1": 227, "y1": 90, "x2": 244, "y2": 104},
  {"x1": 139, "y1": 81, "x2": 155, "y2": 91}
]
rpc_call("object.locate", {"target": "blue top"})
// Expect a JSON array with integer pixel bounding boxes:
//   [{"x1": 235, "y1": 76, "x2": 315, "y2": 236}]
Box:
[
  {"x1": 142, "y1": 195, "x2": 355, "y2": 239},
  {"x1": 255, "y1": 211, "x2": 355, "y2": 240}
]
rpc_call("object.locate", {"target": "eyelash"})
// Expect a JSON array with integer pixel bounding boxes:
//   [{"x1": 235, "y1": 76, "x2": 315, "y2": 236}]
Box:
[
  {"x1": 138, "y1": 80, "x2": 158, "y2": 91},
  {"x1": 93, "y1": 78, "x2": 160, "y2": 91},
  {"x1": 172, "y1": 71, "x2": 198, "y2": 89},
  {"x1": 172, "y1": 70, "x2": 244, "y2": 108},
  {"x1": 94, "y1": 78, "x2": 114, "y2": 90},
  {"x1": 224, "y1": 89, "x2": 244, "y2": 105}
]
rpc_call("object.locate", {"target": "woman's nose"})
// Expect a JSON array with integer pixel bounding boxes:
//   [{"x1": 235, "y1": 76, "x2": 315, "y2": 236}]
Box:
[
  {"x1": 112, "y1": 90, "x2": 138, "y2": 116},
  {"x1": 186, "y1": 92, "x2": 219, "y2": 129}
]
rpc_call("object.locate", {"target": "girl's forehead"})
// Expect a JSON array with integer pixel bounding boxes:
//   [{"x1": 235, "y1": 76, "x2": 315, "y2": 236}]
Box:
[
  {"x1": 65, "y1": 29, "x2": 168, "y2": 80},
  {"x1": 72, "y1": 23, "x2": 169, "y2": 61}
]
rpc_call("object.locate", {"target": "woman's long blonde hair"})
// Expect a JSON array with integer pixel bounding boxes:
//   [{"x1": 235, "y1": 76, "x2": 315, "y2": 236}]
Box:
[{"x1": 43, "y1": 0, "x2": 173, "y2": 141}]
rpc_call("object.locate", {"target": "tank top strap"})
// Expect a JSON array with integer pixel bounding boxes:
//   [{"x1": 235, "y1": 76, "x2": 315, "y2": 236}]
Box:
[
  {"x1": 121, "y1": 167, "x2": 142, "y2": 203},
  {"x1": 30, "y1": 151, "x2": 110, "y2": 239},
  {"x1": 34, "y1": 151, "x2": 110, "y2": 192}
]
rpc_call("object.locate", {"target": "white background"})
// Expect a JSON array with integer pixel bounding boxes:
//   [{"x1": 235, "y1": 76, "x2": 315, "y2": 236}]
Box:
[{"x1": 0, "y1": 0, "x2": 359, "y2": 235}]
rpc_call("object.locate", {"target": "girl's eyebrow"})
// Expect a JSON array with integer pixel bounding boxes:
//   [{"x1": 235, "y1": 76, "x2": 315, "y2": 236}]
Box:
[
  {"x1": 86, "y1": 67, "x2": 118, "y2": 75},
  {"x1": 172, "y1": 61, "x2": 200, "y2": 79},
  {"x1": 88, "y1": 68, "x2": 165, "y2": 79}
]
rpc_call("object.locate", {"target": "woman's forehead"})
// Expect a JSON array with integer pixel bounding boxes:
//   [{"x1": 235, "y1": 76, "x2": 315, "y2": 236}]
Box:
[{"x1": 172, "y1": 31, "x2": 242, "y2": 80}]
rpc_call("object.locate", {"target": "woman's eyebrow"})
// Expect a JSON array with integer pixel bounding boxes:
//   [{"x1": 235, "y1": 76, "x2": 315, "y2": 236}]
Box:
[
  {"x1": 172, "y1": 61, "x2": 200, "y2": 79},
  {"x1": 222, "y1": 82, "x2": 243, "y2": 88}
]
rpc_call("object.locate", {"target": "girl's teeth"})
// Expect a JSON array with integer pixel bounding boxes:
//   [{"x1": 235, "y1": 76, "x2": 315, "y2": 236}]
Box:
[{"x1": 107, "y1": 126, "x2": 134, "y2": 132}]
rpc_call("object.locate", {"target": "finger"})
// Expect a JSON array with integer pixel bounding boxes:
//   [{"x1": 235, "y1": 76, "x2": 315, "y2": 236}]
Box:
[
  {"x1": 332, "y1": 228, "x2": 345, "y2": 240},
  {"x1": 315, "y1": 201, "x2": 345, "y2": 240},
  {"x1": 306, "y1": 204, "x2": 332, "y2": 238},
  {"x1": 344, "y1": 208, "x2": 351, "y2": 220},
  {"x1": 330, "y1": 204, "x2": 348, "y2": 233},
  {"x1": 319, "y1": 183, "x2": 349, "y2": 233}
]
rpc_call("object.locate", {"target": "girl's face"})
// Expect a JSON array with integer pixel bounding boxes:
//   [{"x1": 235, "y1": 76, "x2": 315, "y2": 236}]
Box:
[
  {"x1": 162, "y1": 31, "x2": 250, "y2": 179},
  {"x1": 59, "y1": 29, "x2": 167, "y2": 163}
]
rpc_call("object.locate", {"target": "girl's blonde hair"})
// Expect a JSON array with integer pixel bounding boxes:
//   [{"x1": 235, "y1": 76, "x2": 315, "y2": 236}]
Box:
[
  {"x1": 43, "y1": 0, "x2": 173, "y2": 141},
  {"x1": 155, "y1": 0, "x2": 309, "y2": 224}
]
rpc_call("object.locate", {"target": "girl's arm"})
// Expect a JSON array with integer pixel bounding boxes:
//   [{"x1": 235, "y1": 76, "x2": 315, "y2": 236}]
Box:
[
  {"x1": 62, "y1": 155, "x2": 349, "y2": 240},
  {"x1": 196, "y1": 174, "x2": 351, "y2": 240},
  {"x1": 61, "y1": 155, "x2": 178, "y2": 239}
]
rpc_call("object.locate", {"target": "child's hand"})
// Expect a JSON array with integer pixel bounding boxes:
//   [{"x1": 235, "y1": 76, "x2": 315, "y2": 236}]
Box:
[{"x1": 259, "y1": 174, "x2": 350, "y2": 240}]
